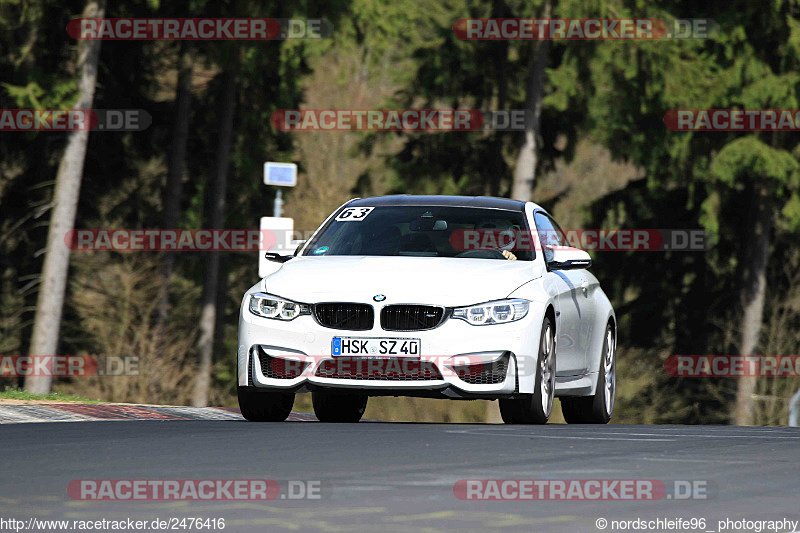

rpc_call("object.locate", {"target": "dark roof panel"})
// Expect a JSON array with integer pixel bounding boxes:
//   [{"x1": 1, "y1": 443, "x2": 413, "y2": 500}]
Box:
[{"x1": 348, "y1": 195, "x2": 526, "y2": 211}]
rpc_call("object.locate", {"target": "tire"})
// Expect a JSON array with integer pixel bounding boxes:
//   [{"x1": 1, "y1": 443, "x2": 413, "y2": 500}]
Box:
[
  {"x1": 312, "y1": 390, "x2": 368, "y2": 423},
  {"x1": 561, "y1": 323, "x2": 615, "y2": 424},
  {"x1": 499, "y1": 316, "x2": 556, "y2": 424},
  {"x1": 237, "y1": 386, "x2": 294, "y2": 422}
]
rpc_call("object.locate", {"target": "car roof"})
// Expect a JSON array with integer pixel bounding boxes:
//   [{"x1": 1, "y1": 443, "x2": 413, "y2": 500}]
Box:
[{"x1": 348, "y1": 195, "x2": 529, "y2": 211}]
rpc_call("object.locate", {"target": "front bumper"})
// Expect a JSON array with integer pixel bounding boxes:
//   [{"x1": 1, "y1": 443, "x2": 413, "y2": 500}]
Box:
[{"x1": 238, "y1": 298, "x2": 544, "y2": 398}]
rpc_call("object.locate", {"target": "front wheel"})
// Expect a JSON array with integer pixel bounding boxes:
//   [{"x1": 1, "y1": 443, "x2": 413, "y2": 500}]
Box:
[
  {"x1": 237, "y1": 386, "x2": 294, "y2": 422},
  {"x1": 312, "y1": 391, "x2": 368, "y2": 422},
  {"x1": 561, "y1": 323, "x2": 615, "y2": 424},
  {"x1": 499, "y1": 316, "x2": 556, "y2": 424}
]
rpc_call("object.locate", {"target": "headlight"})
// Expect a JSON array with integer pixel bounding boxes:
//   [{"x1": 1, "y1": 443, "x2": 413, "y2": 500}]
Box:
[
  {"x1": 248, "y1": 293, "x2": 310, "y2": 321},
  {"x1": 452, "y1": 299, "x2": 529, "y2": 325}
]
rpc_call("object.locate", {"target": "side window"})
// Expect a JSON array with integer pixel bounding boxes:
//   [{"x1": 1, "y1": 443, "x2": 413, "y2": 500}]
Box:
[
  {"x1": 534, "y1": 212, "x2": 567, "y2": 249},
  {"x1": 548, "y1": 215, "x2": 569, "y2": 247}
]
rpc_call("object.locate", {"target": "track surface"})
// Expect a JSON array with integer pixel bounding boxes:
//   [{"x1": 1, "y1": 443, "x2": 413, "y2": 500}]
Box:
[{"x1": 2, "y1": 421, "x2": 799, "y2": 532}]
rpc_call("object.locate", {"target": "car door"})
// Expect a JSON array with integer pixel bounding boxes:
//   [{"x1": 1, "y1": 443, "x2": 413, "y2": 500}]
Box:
[{"x1": 534, "y1": 212, "x2": 593, "y2": 376}]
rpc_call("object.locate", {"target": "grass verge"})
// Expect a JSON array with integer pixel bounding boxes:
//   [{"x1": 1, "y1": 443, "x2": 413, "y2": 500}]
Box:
[{"x1": 0, "y1": 387, "x2": 106, "y2": 404}]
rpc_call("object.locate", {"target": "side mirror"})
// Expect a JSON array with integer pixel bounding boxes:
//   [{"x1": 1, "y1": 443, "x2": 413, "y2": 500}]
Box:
[
  {"x1": 264, "y1": 251, "x2": 292, "y2": 263},
  {"x1": 547, "y1": 247, "x2": 592, "y2": 270}
]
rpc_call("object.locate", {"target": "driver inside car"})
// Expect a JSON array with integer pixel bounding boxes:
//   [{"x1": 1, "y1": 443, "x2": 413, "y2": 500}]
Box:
[{"x1": 476, "y1": 221, "x2": 520, "y2": 260}]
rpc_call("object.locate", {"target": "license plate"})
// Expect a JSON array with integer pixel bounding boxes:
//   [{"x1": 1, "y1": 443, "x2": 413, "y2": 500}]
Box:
[{"x1": 332, "y1": 337, "x2": 421, "y2": 357}]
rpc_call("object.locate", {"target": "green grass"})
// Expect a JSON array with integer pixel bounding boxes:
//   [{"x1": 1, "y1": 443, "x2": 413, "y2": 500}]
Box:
[{"x1": 0, "y1": 387, "x2": 106, "y2": 404}]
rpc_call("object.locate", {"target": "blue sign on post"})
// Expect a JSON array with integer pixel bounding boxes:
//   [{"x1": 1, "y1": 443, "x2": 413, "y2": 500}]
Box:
[{"x1": 263, "y1": 162, "x2": 297, "y2": 187}]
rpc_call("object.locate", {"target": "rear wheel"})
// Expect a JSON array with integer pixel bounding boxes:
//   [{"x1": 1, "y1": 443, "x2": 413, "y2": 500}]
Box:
[
  {"x1": 312, "y1": 391, "x2": 368, "y2": 422},
  {"x1": 561, "y1": 323, "x2": 615, "y2": 424},
  {"x1": 237, "y1": 386, "x2": 294, "y2": 422},
  {"x1": 499, "y1": 316, "x2": 556, "y2": 424}
]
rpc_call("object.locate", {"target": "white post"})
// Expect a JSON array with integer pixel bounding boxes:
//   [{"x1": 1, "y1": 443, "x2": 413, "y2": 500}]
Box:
[
  {"x1": 789, "y1": 388, "x2": 800, "y2": 427},
  {"x1": 273, "y1": 188, "x2": 283, "y2": 218}
]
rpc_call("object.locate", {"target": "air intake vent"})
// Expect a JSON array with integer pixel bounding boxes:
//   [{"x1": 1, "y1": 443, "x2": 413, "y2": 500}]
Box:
[
  {"x1": 314, "y1": 303, "x2": 374, "y2": 330},
  {"x1": 258, "y1": 350, "x2": 308, "y2": 379},
  {"x1": 380, "y1": 305, "x2": 445, "y2": 331},
  {"x1": 456, "y1": 357, "x2": 509, "y2": 385}
]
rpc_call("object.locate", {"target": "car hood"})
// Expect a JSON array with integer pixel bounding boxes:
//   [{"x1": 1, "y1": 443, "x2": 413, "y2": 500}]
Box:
[{"x1": 263, "y1": 255, "x2": 540, "y2": 307}]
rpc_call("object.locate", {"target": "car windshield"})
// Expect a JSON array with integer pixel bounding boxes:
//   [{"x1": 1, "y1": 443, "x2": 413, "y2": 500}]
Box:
[{"x1": 303, "y1": 205, "x2": 534, "y2": 260}]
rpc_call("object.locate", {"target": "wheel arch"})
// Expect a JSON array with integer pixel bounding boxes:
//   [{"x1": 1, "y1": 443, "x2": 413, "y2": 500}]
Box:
[
  {"x1": 544, "y1": 304, "x2": 556, "y2": 333},
  {"x1": 585, "y1": 290, "x2": 616, "y2": 396},
  {"x1": 513, "y1": 298, "x2": 555, "y2": 395},
  {"x1": 607, "y1": 314, "x2": 616, "y2": 341}
]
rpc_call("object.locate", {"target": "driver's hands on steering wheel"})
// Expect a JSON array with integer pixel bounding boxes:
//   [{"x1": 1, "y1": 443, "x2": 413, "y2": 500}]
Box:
[{"x1": 502, "y1": 249, "x2": 517, "y2": 260}]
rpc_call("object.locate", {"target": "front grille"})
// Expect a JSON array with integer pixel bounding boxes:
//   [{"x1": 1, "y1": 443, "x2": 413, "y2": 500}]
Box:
[
  {"x1": 380, "y1": 305, "x2": 445, "y2": 331},
  {"x1": 456, "y1": 357, "x2": 509, "y2": 385},
  {"x1": 258, "y1": 350, "x2": 308, "y2": 379},
  {"x1": 314, "y1": 303, "x2": 374, "y2": 330},
  {"x1": 315, "y1": 357, "x2": 443, "y2": 380}
]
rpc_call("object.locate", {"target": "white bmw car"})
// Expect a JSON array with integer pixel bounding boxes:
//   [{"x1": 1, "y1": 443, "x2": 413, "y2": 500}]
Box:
[{"x1": 237, "y1": 195, "x2": 616, "y2": 424}]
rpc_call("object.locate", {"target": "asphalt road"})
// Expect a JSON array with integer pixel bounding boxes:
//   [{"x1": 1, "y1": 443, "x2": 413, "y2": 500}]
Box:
[{"x1": 2, "y1": 421, "x2": 799, "y2": 533}]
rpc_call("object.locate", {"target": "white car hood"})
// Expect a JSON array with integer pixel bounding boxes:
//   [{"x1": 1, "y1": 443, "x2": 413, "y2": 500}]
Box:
[{"x1": 263, "y1": 255, "x2": 540, "y2": 307}]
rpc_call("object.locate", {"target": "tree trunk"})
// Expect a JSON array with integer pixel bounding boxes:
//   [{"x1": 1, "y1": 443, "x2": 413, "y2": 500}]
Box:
[
  {"x1": 733, "y1": 181, "x2": 772, "y2": 425},
  {"x1": 25, "y1": 0, "x2": 105, "y2": 395},
  {"x1": 510, "y1": 0, "x2": 551, "y2": 201},
  {"x1": 192, "y1": 67, "x2": 236, "y2": 407},
  {"x1": 214, "y1": 263, "x2": 229, "y2": 354},
  {"x1": 486, "y1": 0, "x2": 508, "y2": 198},
  {"x1": 158, "y1": 42, "x2": 196, "y2": 324}
]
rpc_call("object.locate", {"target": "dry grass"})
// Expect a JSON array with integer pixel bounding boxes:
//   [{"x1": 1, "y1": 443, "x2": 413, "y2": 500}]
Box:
[
  {"x1": 752, "y1": 255, "x2": 800, "y2": 425},
  {"x1": 60, "y1": 253, "x2": 200, "y2": 405}
]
